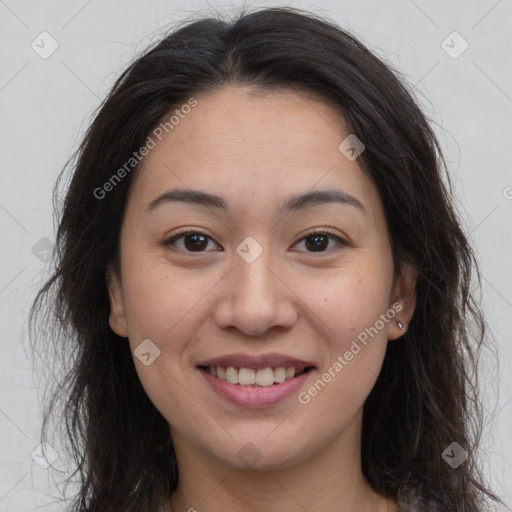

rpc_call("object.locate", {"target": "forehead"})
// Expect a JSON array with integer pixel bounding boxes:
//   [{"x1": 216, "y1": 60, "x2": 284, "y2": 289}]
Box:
[
  {"x1": 146, "y1": 85, "x2": 347, "y2": 167},
  {"x1": 127, "y1": 85, "x2": 378, "y2": 215}
]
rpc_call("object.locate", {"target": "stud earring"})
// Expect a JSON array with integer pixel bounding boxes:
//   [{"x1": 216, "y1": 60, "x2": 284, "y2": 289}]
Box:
[{"x1": 397, "y1": 320, "x2": 405, "y2": 330}]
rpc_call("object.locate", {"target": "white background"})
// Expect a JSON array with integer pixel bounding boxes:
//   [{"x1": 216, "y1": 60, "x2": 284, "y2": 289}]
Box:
[{"x1": 0, "y1": 0, "x2": 510, "y2": 510}]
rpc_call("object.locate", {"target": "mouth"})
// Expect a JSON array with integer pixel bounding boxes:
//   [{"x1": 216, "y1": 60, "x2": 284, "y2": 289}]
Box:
[
  {"x1": 196, "y1": 354, "x2": 316, "y2": 408},
  {"x1": 198, "y1": 365, "x2": 315, "y2": 387}
]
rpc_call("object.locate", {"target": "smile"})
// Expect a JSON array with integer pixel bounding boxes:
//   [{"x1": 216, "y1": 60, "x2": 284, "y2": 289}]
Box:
[
  {"x1": 200, "y1": 365, "x2": 313, "y2": 387},
  {"x1": 196, "y1": 354, "x2": 316, "y2": 408}
]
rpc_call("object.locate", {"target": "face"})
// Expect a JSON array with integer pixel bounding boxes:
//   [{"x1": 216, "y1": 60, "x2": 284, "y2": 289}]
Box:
[{"x1": 107, "y1": 86, "x2": 415, "y2": 470}]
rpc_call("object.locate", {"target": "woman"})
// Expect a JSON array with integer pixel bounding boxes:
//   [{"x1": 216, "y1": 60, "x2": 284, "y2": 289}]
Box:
[{"x1": 29, "y1": 6, "x2": 502, "y2": 511}]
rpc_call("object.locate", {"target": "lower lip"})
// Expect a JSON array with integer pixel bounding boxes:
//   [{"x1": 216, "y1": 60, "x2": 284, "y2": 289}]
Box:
[{"x1": 198, "y1": 368, "x2": 314, "y2": 408}]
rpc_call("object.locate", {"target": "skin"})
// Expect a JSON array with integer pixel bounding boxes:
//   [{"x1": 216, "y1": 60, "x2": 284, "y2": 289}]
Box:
[{"x1": 107, "y1": 86, "x2": 416, "y2": 512}]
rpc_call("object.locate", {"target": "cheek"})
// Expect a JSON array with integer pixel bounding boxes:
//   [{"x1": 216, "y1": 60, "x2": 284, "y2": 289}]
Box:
[
  {"x1": 119, "y1": 266, "x2": 215, "y2": 420},
  {"x1": 306, "y1": 256, "x2": 394, "y2": 342},
  {"x1": 121, "y1": 263, "x2": 218, "y2": 346},
  {"x1": 298, "y1": 256, "x2": 393, "y2": 406}
]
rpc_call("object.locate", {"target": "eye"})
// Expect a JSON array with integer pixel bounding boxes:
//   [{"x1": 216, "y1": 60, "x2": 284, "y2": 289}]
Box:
[
  {"x1": 163, "y1": 228, "x2": 348, "y2": 254},
  {"x1": 163, "y1": 229, "x2": 221, "y2": 253},
  {"x1": 293, "y1": 229, "x2": 348, "y2": 253}
]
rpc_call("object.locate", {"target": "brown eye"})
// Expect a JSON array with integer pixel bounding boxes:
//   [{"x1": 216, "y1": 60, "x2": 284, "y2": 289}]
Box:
[
  {"x1": 294, "y1": 231, "x2": 347, "y2": 253},
  {"x1": 164, "y1": 229, "x2": 346, "y2": 254},
  {"x1": 164, "y1": 231, "x2": 221, "y2": 253}
]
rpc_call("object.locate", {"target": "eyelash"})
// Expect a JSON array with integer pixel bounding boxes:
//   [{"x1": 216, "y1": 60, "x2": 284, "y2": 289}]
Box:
[{"x1": 163, "y1": 227, "x2": 348, "y2": 254}]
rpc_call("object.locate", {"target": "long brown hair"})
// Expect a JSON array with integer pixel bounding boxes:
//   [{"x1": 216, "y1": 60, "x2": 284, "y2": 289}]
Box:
[{"x1": 29, "y1": 6, "x2": 501, "y2": 511}]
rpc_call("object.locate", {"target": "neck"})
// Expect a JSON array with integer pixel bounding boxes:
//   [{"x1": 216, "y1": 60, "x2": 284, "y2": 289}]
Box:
[{"x1": 169, "y1": 410, "x2": 397, "y2": 512}]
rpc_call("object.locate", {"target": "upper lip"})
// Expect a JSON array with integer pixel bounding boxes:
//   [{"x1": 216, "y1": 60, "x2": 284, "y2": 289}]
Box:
[{"x1": 196, "y1": 353, "x2": 315, "y2": 370}]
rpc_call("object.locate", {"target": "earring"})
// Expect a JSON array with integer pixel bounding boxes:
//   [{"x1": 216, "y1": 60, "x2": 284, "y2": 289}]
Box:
[{"x1": 397, "y1": 320, "x2": 405, "y2": 330}]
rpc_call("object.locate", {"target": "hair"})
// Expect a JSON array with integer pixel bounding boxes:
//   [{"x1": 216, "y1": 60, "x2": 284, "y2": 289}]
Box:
[{"x1": 29, "y1": 6, "x2": 502, "y2": 512}]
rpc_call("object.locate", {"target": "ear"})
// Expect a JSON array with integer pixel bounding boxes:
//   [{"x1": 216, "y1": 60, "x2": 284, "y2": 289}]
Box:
[
  {"x1": 106, "y1": 263, "x2": 129, "y2": 338},
  {"x1": 388, "y1": 263, "x2": 417, "y2": 341}
]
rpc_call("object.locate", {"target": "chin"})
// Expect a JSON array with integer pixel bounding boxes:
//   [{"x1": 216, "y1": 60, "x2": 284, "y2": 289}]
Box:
[{"x1": 203, "y1": 431, "x2": 313, "y2": 471}]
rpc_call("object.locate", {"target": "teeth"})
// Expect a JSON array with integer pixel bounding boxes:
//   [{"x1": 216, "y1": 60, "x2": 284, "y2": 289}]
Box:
[
  {"x1": 255, "y1": 368, "x2": 274, "y2": 386},
  {"x1": 225, "y1": 366, "x2": 238, "y2": 384},
  {"x1": 207, "y1": 365, "x2": 309, "y2": 387},
  {"x1": 274, "y1": 367, "x2": 286, "y2": 383},
  {"x1": 239, "y1": 368, "x2": 256, "y2": 385},
  {"x1": 286, "y1": 366, "x2": 295, "y2": 379}
]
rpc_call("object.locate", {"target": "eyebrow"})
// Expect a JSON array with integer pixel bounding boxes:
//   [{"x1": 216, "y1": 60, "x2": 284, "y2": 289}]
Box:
[{"x1": 146, "y1": 187, "x2": 366, "y2": 214}]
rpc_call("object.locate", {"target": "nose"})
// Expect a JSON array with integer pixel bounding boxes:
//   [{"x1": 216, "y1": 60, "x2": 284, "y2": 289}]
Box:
[{"x1": 213, "y1": 248, "x2": 298, "y2": 337}]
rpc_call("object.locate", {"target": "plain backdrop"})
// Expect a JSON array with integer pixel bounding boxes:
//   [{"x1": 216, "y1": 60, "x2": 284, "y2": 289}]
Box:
[{"x1": 0, "y1": 0, "x2": 511, "y2": 510}]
